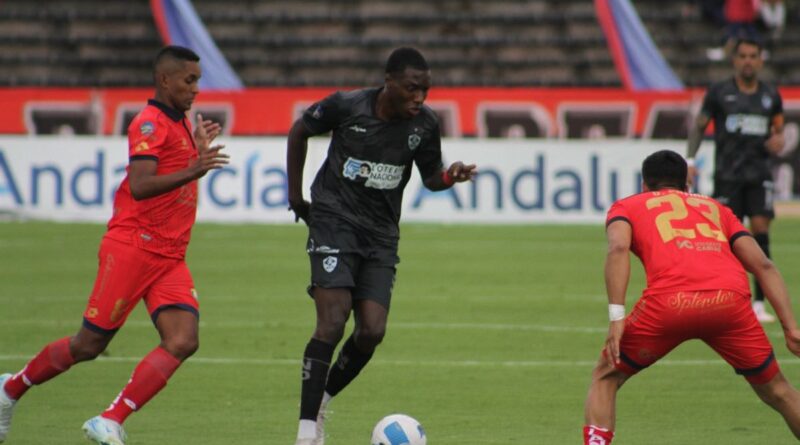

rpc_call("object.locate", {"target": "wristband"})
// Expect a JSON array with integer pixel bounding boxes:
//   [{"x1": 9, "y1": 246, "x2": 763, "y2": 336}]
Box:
[
  {"x1": 442, "y1": 170, "x2": 455, "y2": 186},
  {"x1": 609, "y1": 304, "x2": 625, "y2": 321},
  {"x1": 685, "y1": 158, "x2": 696, "y2": 168}
]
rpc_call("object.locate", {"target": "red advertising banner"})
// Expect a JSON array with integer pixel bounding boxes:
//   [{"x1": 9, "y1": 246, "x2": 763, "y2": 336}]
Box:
[{"x1": 5, "y1": 86, "x2": 800, "y2": 138}]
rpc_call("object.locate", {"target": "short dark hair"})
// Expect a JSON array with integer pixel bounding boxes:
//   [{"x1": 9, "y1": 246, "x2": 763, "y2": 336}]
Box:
[
  {"x1": 154, "y1": 45, "x2": 200, "y2": 70},
  {"x1": 733, "y1": 38, "x2": 762, "y2": 54},
  {"x1": 385, "y1": 47, "x2": 429, "y2": 75},
  {"x1": 642, "y1": 150, "x2": 687, "y2": 191}
]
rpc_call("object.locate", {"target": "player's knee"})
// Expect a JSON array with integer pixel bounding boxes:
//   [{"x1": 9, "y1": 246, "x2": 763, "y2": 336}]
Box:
[
  {"x1": 355, "y1": 325, "x2": 385, "y2": 350},
  {"x1": 314, "y1": 322, "x2": 347, "y2": 345},
  {"x1": 756, "y1": 377, "x2": 794, "y2": 407},
  {"x1": 69, "y1": 339, "x2": 106, "y2": 362},
  {"x1": 161, "y1": 336, "x2": 199, "y2": 361}
]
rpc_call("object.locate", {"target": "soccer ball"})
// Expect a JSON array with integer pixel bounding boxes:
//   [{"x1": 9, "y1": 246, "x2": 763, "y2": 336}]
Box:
[{"x1": 370, "y1": 414, "x2": 427, "y2": 445}]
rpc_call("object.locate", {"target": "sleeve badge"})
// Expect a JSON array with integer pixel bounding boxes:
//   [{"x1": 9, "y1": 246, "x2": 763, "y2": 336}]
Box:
[{"x1": 140, "y1": 121, "x2": 155, "y2": 135}]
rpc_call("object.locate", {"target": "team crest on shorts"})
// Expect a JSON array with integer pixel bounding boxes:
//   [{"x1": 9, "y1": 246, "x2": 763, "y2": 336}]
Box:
[
  {"x1": 323, "y1": 256, "x2": 338, "y2": 273},
  {"x1": 408, "y1": 133, "x2": 421, "y2": 151}
]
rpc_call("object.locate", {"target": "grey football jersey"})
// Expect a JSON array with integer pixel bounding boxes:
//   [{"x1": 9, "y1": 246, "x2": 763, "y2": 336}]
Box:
[
  {"x1": 302, "y1": 87, "x2": 444, "y2": 239},
  {"x1": 701, "y1": 78, "x2": 783, "y2": 183}
]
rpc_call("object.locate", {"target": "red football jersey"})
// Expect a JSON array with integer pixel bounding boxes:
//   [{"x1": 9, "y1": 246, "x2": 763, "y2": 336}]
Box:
[
  {"x1": 606, "y1": 189, "x2": 751, "y2": 296},
  {"x1": 105, "y1": 99, "x2": 199, "y2": 259}
]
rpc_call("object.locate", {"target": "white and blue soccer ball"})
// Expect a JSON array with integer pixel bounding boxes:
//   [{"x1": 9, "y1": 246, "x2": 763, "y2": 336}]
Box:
[{"x1": 370, "y1": 414, "x2": 427, "y2": 445}]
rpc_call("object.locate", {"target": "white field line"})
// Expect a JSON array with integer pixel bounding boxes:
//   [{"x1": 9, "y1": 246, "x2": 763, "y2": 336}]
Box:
[
  {"x1": 0, "y1": 319, "x2": 605, "y2": 334},
  {"x1": 0, "y1": 354, "x2": 796, "y2": 368},
  {"x1": 0, "y1": 319, "x2": 787, "y2": 340}
]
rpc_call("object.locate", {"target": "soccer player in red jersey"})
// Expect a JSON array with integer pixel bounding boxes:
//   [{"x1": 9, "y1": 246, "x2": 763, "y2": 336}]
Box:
[
  {"x1": 0, "y1": 46, "x2": 227, "y2": 445},
  {"x1": 583, "y1": 150, "x2": 800, "y2": 444}
]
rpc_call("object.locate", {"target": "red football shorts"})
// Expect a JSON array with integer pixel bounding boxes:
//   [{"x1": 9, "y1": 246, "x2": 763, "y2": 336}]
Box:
[
  {"x1": 611, "y1": 290, "x2": 779, "y2": 385},
  {"x1": 83, "y1": 237, "x2": 199, "y2": 333}
]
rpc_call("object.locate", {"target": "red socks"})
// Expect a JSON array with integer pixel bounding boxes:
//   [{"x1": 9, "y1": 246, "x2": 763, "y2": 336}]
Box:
[
  {"x1": 3, "y1": 337, "x2": 75, "y2": 400},
  {"x1": 2, "y1": 340, "x2": 183, "y2": 426},
  {"x1": 101, "y1": 347, "x2": 181, "y2": 424},
  {"x1": 584, "y1": 425, "x2": 614, "y2": 445}
]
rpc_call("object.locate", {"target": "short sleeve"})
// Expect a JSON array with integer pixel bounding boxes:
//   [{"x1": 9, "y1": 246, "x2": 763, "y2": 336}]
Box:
[
  {"x1": 413, "y1": 119, "x2": 444, "y2": 181},
  {"x1": 606, "y1": 200, "x2": 631, "y2": 227},
  {"x1": 302, "y1": 92, "x2": 346, "y2": 135},
  {"x1": 719, "y1": 202, "x2": 749, "y2": 240},
  {"x1": 128, "y1": 117, "x2": 167, "y2": 160}
]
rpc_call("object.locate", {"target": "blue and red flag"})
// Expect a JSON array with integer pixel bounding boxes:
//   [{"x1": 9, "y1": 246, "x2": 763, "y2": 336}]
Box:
[
  {"x1": 595, "y1": 0, "x2": 684, "y2": 91},
  {"x1": 150, "y1": 0, "x2": 243, "y2": 90}
]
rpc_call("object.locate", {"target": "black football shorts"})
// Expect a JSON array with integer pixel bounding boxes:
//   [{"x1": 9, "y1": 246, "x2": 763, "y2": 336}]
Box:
[
  {"x1": 713, "y1": 179, "x2": 775, "y2": 221},
  {"x1": 305, "y1": 213, "x2": 399, "y2": 309}
]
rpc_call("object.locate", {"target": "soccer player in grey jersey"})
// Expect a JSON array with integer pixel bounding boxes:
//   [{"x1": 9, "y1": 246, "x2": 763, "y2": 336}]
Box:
[
  {"x1": 286, "y1": 47, "x2": 476, "y2": 445},
  {"x1": 686, "y1": 38, "x2": 785, "y2": 323}
]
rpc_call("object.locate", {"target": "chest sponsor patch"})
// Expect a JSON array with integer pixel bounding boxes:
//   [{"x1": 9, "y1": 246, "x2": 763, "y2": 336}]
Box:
[
  {"x1": 342, "y1": 157, "x2": 405, "y2": 190},
  {"x1": 725, "y1": 114, "x2": 768, "y2": 136}
]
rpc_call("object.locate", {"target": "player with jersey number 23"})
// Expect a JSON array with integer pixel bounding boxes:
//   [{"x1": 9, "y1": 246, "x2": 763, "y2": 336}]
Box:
[{"x1": 583, "y1": 150, "x2": 800, "y2": 445}]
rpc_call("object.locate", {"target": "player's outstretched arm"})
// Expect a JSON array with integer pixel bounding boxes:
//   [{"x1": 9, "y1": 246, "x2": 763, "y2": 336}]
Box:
[
  {"x1": 604, "y1": 220, "x2": 632, "y2": 365},
  {"x1": 286, "y1": 119, "x2": 313, "y2": 224},
  {"x1": 733, "y1": 235, "x2": 800, "y2": 356},
  {"x1": 129, "y1": 114, "x2": 227, "y2": 200},
  {"x1": 423, "y1": 161, "x2": 477, "y2": 191},
  {"x1": 686, "y1": 113, "x2": 710, "y2": 186}
]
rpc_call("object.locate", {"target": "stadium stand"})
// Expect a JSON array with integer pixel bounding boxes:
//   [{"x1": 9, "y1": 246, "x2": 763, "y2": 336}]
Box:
[
  {"x1": 633, "y1": 0, "x2": 795, "y2": 86},
  {"x1": 0, "y1": 0, "x2": 794, "y2": 87}
]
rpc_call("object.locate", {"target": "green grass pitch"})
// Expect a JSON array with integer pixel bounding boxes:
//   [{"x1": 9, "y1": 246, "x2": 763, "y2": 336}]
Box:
[{"x1": 0, "y1": 220, "x2": 798, "y2": 444}]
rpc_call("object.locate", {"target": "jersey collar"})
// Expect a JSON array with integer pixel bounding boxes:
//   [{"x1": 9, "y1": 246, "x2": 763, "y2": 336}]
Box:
[{"x1": 148, "y1": 99, "x2": 185, "y2": 122}]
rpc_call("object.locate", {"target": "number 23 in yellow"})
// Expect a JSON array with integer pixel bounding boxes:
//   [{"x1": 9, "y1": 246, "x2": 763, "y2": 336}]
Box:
[{"x1": 645, "y1": 194, "x2": 726, "y2": 243}]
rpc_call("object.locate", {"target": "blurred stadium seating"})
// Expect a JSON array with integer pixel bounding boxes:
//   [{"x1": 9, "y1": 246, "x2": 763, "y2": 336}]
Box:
[{"x1": 1, "y1": 0, "x2": 796, "y2": 87}]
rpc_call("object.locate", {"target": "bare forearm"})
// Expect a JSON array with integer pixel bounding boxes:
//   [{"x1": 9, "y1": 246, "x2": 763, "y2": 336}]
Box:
[
  {"x1": 423, "y1": 170, "x2": 452, "y2": 191},
  {"x1": 604, "y1": 250, "x2": 630, "y2": 305},
  {"x1": 686, "y1": 124, "x2": 704, "y2": 159},
  {"x1": 756, "y1": 266, "x2": 799, "y2": 331},
  {"x1": 287, "y1": 123, "x2": 310, "y2": 202},
  {"x1": 130, "y1": 168, "x2": 199, "y2": 200}
]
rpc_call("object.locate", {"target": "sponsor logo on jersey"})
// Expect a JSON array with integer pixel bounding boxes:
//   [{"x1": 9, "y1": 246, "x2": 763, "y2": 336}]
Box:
[
  {"x1": 725, "y1": 114, "x2": 768, "y2": 136},
  {"x1": 134, "y1": 141, "x2": 150, "y2": 152},
  {"x1": 323, "y1": 256, "x2": 338, "y2": 272},
  {"x1": 408, "y1": 133, "x2": 421, "y2": 151},
  {"x1": 342, "y1": 157, "x2": 405, "y2": 189},
  {"x1": 724, "y1": 94, "x2": 737, "y2": 102},
  {"x1": 191, "y1": 288, "x2": 199, "y2": 300},
  {"x1": 668, "y1": 290, "x2": 734, "y2": 314},
  {"x1": 762, "y1": 94, "x2": 773, "y2": 109},
  {"x1": 349, "y1": 124, "x2": 367, "y2": 133},
  {"x1": 311, "y1": 105, "x2": 323, "y2": 119},
  {"x1": 140, "y1": 121, "x2": 155, "y2": 135}
]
